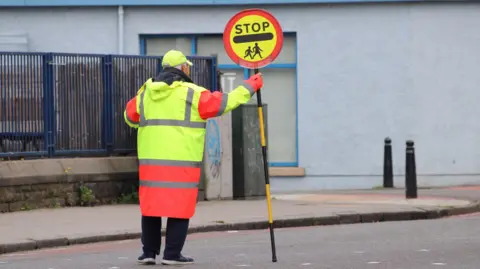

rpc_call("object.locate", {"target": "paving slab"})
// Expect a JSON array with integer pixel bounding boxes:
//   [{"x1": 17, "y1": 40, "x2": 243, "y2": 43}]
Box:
[
  {"x1": 272, "y1": 193, "x2": 471, "y2": 207},
  {"x1": 0, "y1": 189, "x2": 479, "y2": 255}
]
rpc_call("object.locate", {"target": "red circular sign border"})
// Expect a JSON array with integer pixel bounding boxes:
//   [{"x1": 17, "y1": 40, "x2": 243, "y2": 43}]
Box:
[{"x1": 223, "y1": 9, "x2": 284, "y2": 69}]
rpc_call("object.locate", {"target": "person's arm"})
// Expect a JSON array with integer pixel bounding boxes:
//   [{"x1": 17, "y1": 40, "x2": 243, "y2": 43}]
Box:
[
  {"x1": 124, "y1": 96, "x2": 140, "y2": 128},
  {"x1": 124, "y1": 80, "x2": 150, "y2": 128},
  {"x1": 198, "y1": 73, "x2": 263, "y2": 120}
]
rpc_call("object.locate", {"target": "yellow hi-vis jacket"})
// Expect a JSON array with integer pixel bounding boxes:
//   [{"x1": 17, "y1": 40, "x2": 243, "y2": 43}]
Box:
[{"x1": 124, "y1": 78, "x2": 255, "y2": 218}]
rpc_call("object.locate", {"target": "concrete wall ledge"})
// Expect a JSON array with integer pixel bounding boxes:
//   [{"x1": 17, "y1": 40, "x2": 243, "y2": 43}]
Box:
[
  {"x1": 0, "y1": 157, "x2": 306, "y2": 186},
  {"x1": 0, "y1": 157, "x2": 305, "y2": 213},
  {"x1": 0, "y1": 158, "x2": 307, "y2": 186},
  {"x1": 0, "y1": 157, "x2": 138, "y2": 187},
  {"x1": 270, "y1": 167, "x2": 306, "y2": 177},
  {"x1": 0, "y1": 157, "x2": 139, "y2": 212}
]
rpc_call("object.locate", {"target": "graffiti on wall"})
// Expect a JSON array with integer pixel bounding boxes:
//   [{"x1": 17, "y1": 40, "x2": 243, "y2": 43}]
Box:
[
  {"x1": 206, "y1": 119, "x2": 221, "y2": 180},
  {"x1": 204, "y1": 72, "x2": 235, "y2": 183}
]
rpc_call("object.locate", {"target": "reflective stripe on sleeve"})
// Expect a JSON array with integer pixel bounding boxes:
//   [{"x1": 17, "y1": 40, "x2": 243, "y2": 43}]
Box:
[
  {"x1": 215, "y1": 94, "x2": 229, "y2": 117},
  {"x1": 242, "y1": 83, "x2": 256, "y2": 96}
]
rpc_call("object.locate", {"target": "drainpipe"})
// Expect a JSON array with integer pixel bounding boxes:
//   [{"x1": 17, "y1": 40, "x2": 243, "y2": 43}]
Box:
[{"x1": 117, "y1": 5, "x2": 124, "y2": 54}]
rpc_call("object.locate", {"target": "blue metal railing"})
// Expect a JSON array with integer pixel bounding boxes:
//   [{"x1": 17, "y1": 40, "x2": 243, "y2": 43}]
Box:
[{"x1": 0, "y1": 52, "x2": 216, "y2": 159}]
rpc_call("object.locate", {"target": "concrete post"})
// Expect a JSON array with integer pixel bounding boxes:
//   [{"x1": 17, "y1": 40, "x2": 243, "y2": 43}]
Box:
[{"x1": 201, "y1": 71, "x2": 236, "y2": 200}]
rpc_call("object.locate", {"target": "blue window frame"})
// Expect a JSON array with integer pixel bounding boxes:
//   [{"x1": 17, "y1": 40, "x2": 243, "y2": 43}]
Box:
[{"x1": 139, "y1": 33, "x2": 299, "y2": 167}]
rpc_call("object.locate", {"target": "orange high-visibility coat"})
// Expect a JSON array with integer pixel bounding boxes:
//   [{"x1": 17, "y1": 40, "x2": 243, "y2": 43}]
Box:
[{"x1": 124, "y1": 78, "x2": 255, "y2": 219}]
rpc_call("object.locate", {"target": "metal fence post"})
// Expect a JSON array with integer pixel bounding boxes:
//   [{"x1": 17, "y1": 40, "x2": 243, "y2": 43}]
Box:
[
  {"x1": 102, "y1": 55, "x2": 114, "y2": 155},
  {"x1": 155, "y1": 57, "x2": 163, "y2": 76},
  {"x1": 210, "y1": 54, "x2": 218, "y2": 92},
  {"x1": 42, "y1": 53, "x2": 55, "y2": 157}
]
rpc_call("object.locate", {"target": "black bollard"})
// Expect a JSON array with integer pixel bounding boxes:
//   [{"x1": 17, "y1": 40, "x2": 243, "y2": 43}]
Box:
[
  {"x1": 383, "y1": 137, "x2": 394, "y2": 188},
  {"x1": 405, "y1": 140, "x2": 418, "y2": 199}
]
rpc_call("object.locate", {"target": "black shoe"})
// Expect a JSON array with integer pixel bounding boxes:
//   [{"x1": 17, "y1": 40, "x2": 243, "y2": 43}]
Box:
[
  {"x1": 137, "y1": 253, "x2": 156, "y2": 265},
  {"x1": 161, "y1": 254, "x2": 195, "y2": 265}
]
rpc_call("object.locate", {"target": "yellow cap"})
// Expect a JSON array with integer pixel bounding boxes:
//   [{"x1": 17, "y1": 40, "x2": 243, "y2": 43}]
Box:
[{"x1": 161, "y1": 50, "x2": 193, "y2": 68}]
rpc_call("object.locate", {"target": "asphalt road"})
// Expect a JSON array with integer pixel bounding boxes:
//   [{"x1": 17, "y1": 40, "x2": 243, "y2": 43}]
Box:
[{"x1": 1, "y1": 213, "x2": 479, "y2": 269}]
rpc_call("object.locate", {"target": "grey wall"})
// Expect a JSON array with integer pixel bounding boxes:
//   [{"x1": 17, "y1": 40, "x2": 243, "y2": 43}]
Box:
[
  {"x1": 1, "y1": 3, "x2": 480, "y2": 190},
  {"x1": 293, "y1": 3, "x2": 480, "y2": 190},
  {"x1": 0, "y1": 7, "x2": 118, "y2": 53}
]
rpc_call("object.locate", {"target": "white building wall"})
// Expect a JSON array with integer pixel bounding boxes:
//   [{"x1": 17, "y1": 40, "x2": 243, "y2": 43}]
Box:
[
  {"x1": 1, "y1": 3, "x2": 480, "y2": 190},
  {"x1": 0, "y1": 7, "x2": 118, "y2": 53}
]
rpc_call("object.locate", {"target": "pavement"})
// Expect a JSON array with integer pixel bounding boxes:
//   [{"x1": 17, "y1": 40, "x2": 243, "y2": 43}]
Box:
[
  {"x1": 1, "y1": 212, "x2": 480, "y2": 268},
  {"x1": 1, "y1": 186, "x2": 480, "y2": 256}
]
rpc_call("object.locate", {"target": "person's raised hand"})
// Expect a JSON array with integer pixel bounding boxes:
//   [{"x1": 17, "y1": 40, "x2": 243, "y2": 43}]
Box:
[{"x1": 244, "y1": 73, "x2": 263, "y2": 92}]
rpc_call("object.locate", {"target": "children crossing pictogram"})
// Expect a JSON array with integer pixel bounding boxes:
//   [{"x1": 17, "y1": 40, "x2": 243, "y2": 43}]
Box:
[
  {"x1": 252, "y1": 43, "x2": 263, "y2": 59},
  {"x1": 244, "y1": 43, "x2": 264, "y2": 60}
]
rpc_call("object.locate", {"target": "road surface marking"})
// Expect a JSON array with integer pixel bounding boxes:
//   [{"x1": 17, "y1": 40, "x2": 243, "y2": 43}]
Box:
[
  {"x1": 228, "y1": 231, "x2": 239, "y2": 233},
  {"x1": 418, "y1": 249, "x2": 430, "y2": 252},
  {"x1": 367, "y1": 261, "x2": 381, "y2": 264},
  {"x1": 354, "y1": 251, "x2": 365, "y2": 254},
  {"x1": 432, "y1": 263, "x2": 446, "y2": 266},
  {"x1": 301, "y1": 263, "x2": 312, "y2": 266},
  {"x1": 118, "y1": 257, "x2": 128, "y2": 259},
  {"x1": 0, "y1": 261, "x2": 8, "y2": 264},
  {"x1": 236, "y1": 265, "x2": 251, "y2": 267}
]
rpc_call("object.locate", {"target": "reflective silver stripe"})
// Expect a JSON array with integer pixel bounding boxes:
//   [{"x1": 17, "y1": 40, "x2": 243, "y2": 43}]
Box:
[
  {"x1": 140, "y1": 180, "x2": 198, "y2": 189},
  {"x1": 216, "y1": 94, "x2": 229, "y2": 117},
  {"x1": 139, "y1": 159, "x2": 202, "y2": 167},
  {"x1": 184, "y1": 88, "x2": 194, "y2": 121},
  {"x1": 138, "y1": 86, "x2": 205, "y2": 129},
  {"x1": 139, "y1": 89, "x2": 147, "y2": 125},
  {"x1": 140, "y1": 119, "x2": 206, "y2": 128},
  {"x1": 242, "y1": 83, "x2": 256, "y2": 96},
  {"x1": 125, "y1": 111, "x2": 139, "y2": 126}
]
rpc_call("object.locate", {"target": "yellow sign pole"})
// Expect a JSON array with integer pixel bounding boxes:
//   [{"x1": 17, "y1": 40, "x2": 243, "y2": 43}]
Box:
[
  {"x1": 254, "y1": 68, "x2": 277, "y2": 263},
  {"x1": 223, "y1": 8, "x2": 283, "y2": 263}
]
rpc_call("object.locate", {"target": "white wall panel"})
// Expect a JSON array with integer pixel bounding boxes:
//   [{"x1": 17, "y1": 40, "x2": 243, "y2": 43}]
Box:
[
  {"x1": 145, "y1": 37, "x2": 191, "y2": 56},
  {"x1": 258, "y1": 68, "x2": 297, "y2": 163},
  {"x1": 197, "y1": 36, "x2": 234, "y2": 65}
]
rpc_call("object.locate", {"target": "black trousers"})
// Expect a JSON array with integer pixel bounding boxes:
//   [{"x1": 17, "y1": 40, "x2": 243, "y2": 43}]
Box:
[{"x1": 141, "y1": 216, "x2": 189, "y2": 259}]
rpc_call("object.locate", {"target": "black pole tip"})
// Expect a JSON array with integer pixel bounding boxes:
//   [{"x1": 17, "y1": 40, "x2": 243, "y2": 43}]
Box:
[
  {"x1": 406, "y1": 140, "x2": 414, "y2": 147},
  {"x1": 385, "y1": 137, "x2": 391, "y2": 144},
  {"x1": 272, "y1": 257, "x2": 277, "y2": 262}
]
